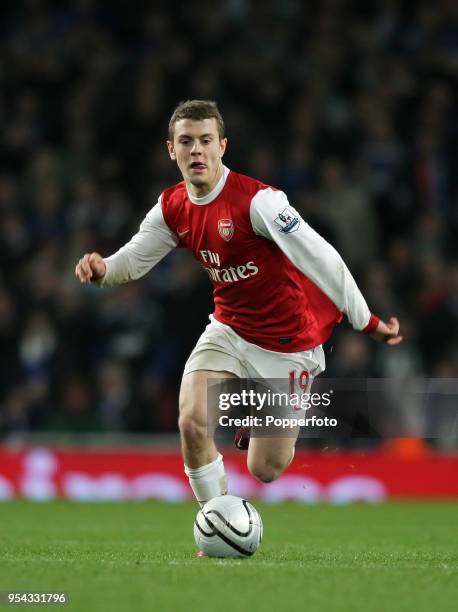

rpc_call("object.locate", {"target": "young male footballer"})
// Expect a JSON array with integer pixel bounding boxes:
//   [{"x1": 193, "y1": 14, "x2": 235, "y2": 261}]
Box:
[{"x1": 75, "y1": 100, "x2": 402, "y2": 507}]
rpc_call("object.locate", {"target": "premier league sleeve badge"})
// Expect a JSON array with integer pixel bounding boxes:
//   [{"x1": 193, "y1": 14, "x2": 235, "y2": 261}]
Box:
[{"x1": 274, "y1": 207, "x2": 300, "y2": 233}]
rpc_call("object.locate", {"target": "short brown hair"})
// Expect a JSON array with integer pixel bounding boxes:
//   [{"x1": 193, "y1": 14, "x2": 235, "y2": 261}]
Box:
[{"x1": 168, "y1": 99, "x2": 225, "y2": 140}]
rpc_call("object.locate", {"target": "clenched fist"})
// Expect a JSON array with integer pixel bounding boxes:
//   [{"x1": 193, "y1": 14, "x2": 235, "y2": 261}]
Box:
[
  {"x1": 75, "y1": 252, "x2": 106, "y2": 283},
  {"x1": 370, "y1": 317, "x2": 403, "y2": 345}
]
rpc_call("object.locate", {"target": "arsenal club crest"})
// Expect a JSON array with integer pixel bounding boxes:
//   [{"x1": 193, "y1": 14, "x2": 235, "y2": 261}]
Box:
[{"x1": 218, "y1": 219, "x2": 234, "y2": 242}]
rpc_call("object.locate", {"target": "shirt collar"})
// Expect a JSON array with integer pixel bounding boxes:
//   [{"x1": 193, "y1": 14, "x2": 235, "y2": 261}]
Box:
[{"x1": 186, "y1": 166, "x2": 229, "y2": 205}]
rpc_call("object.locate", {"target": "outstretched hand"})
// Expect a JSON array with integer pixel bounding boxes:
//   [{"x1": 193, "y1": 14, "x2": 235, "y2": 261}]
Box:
[
  {"x1": 370, "y1": 317, "x2": 403, "y2": 345},
  {"x1": 75, "y1": 252, "x2": 106, "y2": 283}
]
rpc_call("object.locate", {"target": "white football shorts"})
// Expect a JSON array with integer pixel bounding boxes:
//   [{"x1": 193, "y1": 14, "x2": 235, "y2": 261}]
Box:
[{"x1": 183, "y1": 315, "x2": 325, "y2": 380}]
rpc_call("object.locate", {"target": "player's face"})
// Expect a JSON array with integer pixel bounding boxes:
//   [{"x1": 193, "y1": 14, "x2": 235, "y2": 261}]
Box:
[{"x1": 167, "y1": 118, "x2": 227, "y2": 196}]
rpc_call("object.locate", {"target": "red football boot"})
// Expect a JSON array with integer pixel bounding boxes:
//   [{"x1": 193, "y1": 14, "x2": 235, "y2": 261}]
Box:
[{"x1": 234, "y1": 426, "x2": 250, "y2": 450}]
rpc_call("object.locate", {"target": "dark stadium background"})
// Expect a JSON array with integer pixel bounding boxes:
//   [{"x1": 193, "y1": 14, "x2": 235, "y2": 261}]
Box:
[{"x1": 0, "y1": 0, "x2": 456, "y2": 441}]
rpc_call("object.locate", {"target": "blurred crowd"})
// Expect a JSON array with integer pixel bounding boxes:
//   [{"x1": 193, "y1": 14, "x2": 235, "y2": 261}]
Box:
[{"x1": 0, "y1": 0, "x2": 457, "y2": 436}]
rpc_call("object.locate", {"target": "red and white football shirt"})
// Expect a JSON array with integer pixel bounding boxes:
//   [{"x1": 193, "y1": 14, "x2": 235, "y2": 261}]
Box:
[{"x1": 101, "y1": 167, "x2": 379, "y2": 352}]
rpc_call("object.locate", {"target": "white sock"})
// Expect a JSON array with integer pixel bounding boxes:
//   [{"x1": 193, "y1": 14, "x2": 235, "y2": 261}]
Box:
[{"x1": 184, "y1": 453, "x2": 228, "y2": 507}]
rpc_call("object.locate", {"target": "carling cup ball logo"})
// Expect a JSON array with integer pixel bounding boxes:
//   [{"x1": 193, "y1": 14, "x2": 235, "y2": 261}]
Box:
[{"x1": 218, "y1": 219, "x2": 234, "y2": 242}]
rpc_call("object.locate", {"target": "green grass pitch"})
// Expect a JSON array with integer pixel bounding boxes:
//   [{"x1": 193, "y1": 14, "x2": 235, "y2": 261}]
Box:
[{"x1": 0, "y1": 501, "x2": 456, "y2": 612}]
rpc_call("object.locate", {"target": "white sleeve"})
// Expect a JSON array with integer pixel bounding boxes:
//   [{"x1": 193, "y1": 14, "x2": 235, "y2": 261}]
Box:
[
  {"x1": 250, "y1": 188, "x2": 372, "y2": 331},
  {"x1": 99, "y1": 196, "x2": 178, "y2": 288}
]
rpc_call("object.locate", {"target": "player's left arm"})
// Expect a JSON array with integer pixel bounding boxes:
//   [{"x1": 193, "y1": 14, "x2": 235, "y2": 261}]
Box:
[
  {"x1": 250, "y1": 188, "x2": 402, "y2": 345},
  {"x1": 368, "y1": 316, "x2": 402, "y2": 345}
]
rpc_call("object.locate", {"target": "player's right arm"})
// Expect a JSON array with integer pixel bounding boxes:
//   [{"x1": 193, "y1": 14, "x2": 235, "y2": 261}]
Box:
[
  {"x1": 75, "y1": 196, "x2": 178, "y2": 287},
  {"x1": 75, "y1": 251, "x2": 106, "y2": 283}
]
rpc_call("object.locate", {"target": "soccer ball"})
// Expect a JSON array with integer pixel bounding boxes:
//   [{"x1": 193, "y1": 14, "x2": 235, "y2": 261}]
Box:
[{"x1": 194, "y1": 495, "x2": 263, "y2": 558}]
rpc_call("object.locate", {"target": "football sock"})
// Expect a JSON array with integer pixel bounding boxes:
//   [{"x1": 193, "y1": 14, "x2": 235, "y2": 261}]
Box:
[{"x1": 184, "y1": 453, "x2": 228, "y2": 507}]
